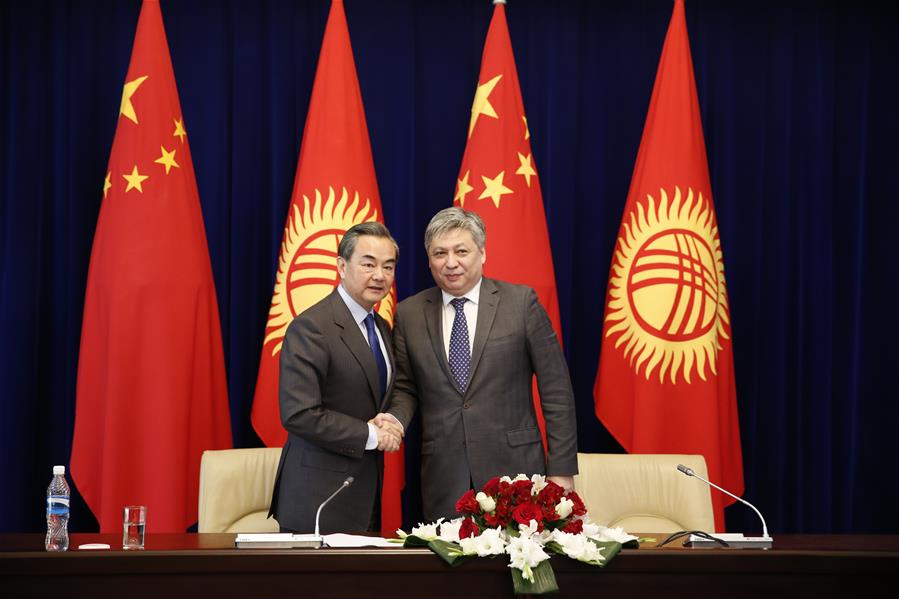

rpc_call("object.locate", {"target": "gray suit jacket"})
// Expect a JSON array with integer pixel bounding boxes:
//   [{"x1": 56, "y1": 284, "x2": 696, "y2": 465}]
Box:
[
  {"x1": 269, "y1": 288, "x2": 394, "y2": 533},
  {"x1": 387, "y1": 278, "x2": 577, "y2": 521}
]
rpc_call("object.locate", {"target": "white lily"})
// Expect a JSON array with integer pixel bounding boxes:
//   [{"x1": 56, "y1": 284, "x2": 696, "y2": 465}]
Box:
[
  {"x1": 437, "y1": 518, "x2": 463, "y2": 543},
  {"x1": 410, "y1": 517, "x2": 444, "y2": 540},
  {"x1": 507, "y1": 534, "x2": 550, "y2": 582}
]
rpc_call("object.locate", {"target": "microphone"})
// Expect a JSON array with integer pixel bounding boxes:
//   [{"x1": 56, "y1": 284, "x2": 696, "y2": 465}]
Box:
[
  {"x1": 676, "y1": 464, "x2": 773, "y2": 548},
  {"x1": 314, "y1": 476, "x2": 355, "y2": 539}
]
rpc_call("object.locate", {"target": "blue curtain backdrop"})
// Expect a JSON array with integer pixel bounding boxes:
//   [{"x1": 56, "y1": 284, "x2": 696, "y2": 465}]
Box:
[{"x1": 2, "y1": 0, "x2": 897, "y2": 535}]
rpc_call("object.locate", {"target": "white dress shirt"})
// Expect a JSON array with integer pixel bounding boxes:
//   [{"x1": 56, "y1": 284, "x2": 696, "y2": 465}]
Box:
[{"x1": 440, "y1": 278, "x2": 482, "y2": 359}]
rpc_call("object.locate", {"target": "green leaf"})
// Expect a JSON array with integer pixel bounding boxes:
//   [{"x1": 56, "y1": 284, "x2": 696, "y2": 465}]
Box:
[
  {"x1": 623, "y1": 538, "x2": 641, "y2": 549},
  {"x1": 588, "y1": 539, "x2": 623, "y2": 566},
  {"x1": 511, "y1": 560, "x2": 559, "y2": 595},
  {"x1": 402, "y1": 535, "x2": 434, "y2": 548},
  {"x1": 427, "y1": 539, "x2": 472, "y2": 567}
]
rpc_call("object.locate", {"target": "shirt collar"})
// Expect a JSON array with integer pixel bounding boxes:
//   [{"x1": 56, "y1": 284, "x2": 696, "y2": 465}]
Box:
[
  {"x1": 337, "y1": 283, "x2": 373, "y2": 325},
  {"x1": 441, "y1": 277, "x2": 482, "y2": 307}
]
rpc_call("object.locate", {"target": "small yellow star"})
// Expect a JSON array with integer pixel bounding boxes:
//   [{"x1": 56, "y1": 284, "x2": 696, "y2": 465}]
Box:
[
  {"x1": 468, "y1": 74, "x2": 502, "y2": 138},
  {"x1": 120, "y1": 75, "x2": 148, "y2": 124},
  {"x1": 122, "y1": 165, "x2": 149, "y2": 193},
  {"x1": 154, "y1": 146, "x2": 180, "y2": 174},
  {"x1": 515, "y1": 152, "x2": 536, "y2": 188},
  {"x1": 479, "y1": 171, "x2": 513, "y2": 208},
  {"x1": 454, "y1": 170, "x2": 474, "y2": 207},
  {"x1": 103, "y1": 172, "x2": 112, "y2": 198},
  {"x1": 173, "y1": 118, "x2": 187, "y2": 143},
  {"x1": 522, "y1": 115, "x2": 530, "y2": 140}
]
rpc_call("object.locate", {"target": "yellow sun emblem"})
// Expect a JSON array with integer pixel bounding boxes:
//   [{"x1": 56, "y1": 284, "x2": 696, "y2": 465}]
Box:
[
  {"x1": 604, "y1": 186, "x2": 730, "y2": 384},
  {"x1": 263, "y1": 186, "x2": 396, "y2": 356}
]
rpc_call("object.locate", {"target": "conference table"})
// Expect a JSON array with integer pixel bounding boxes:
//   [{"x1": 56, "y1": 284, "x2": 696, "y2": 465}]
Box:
[{"x1": 1, "y1": 532, "x2": 897, "y2": 597}]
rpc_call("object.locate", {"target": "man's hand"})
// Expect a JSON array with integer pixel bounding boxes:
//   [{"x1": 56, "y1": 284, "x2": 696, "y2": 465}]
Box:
[
  {"x1": 370, "y1": 412, "x2": 404, "y2": 452},
  {"x1": 376, "y1": 427, "x2": 401, "y2": 452},
  {"x1": 371, "y1": 412, "x2": 404, "y2": 439},
  {"x1": 548, "y1": 475, "x2": 575, "y2": 492}
]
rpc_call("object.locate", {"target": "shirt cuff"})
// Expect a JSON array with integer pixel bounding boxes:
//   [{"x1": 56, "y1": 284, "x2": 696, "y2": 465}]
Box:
[{"x1": 365, "y1": 422, "x2": 379, "y2": 450}]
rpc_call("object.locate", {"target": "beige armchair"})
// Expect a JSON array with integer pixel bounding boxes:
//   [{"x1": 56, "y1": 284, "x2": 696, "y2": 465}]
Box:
[
  {"x1": 197, "y1": 447, "x2": 282, "y2": 533},
  {"x1": 574, "y1": 452, "x2": 715, "y2": 533}
]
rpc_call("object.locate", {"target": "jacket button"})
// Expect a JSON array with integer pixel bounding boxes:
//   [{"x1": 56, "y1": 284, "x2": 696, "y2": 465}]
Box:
[{"x1": 463, "y1": 402, "x2": 471, "y2": 409}]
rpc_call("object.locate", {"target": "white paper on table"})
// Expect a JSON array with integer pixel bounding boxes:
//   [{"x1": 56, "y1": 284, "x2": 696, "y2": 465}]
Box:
[{"x1": 322, "y1": 533, "x2": 393, "y2": 548}]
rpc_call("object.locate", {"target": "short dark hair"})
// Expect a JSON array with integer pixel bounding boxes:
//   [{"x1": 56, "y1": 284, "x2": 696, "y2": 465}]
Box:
[
  {"x1": 424, "y1": 207, "x2": 486, "y2": 251},
  {"x1": 338, "y1": 221, "x2": 399, "y2": 261}
]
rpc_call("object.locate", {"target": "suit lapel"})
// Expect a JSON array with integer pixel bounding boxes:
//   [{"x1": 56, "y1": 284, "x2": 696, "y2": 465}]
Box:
[
  {"x1": 330, "y1": 290, "x2": 381, "y2": 407},
  {"x1": 468, "y1": 278, "x2": 499, "y2": 388},
  {"x1": 424, "y1": 287, "x2": 460, "y2": 394}
]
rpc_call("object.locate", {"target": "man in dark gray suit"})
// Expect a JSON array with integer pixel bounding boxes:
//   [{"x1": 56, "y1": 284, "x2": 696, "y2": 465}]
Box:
[
  {"x1": 269, "y1": 222, "x2": 404, "y2": 533},
  {"x1": 383, "y1": 207, "x2": 578, "y2": 521}
]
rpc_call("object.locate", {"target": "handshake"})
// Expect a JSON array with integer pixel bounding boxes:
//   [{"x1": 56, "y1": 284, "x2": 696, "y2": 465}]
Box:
[{"x1": 369, "y1": 412, "x2": 404, "y2": 453}]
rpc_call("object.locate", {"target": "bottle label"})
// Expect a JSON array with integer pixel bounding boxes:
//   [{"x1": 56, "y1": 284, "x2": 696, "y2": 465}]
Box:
[{"x1": 47, "y1": 495, "x2": 70, "y2": 516}]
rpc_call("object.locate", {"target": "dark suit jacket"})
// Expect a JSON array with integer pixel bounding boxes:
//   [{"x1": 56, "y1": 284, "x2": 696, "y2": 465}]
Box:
[
  {"x1": 269, "y1": 288, "x2": 394, "y2": 533},
  {"x1": 387, "y1": 278, "x2": 577, "y2": 521}
]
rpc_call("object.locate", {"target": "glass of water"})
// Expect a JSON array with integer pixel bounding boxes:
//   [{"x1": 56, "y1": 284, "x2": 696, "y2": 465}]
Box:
[{"x1": 122, "y1": 505, "x2": 147, "y2": 550}]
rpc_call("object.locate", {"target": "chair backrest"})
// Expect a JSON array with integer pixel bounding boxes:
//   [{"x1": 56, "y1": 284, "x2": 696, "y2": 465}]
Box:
[
  {"x1": 574, "y1": 453, "x2": 715, "y2": 533},
  {"x1": 197, "y1": 447, "x2": 282, "y2": 533}
]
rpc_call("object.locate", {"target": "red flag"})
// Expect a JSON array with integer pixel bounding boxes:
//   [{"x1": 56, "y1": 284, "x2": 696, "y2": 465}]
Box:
[
  {"x1": 250, "y1": 0, "x2": 402, "y2": 534},
  {"x1": 70, "y1": 0, "x2": 232, "y2": 533},
  {"x1": 454, "y1": 1, "x2": 562, "y2": 446},
  {"x1": 594, "y1": 0, "x2": 743, "y2": 530}
]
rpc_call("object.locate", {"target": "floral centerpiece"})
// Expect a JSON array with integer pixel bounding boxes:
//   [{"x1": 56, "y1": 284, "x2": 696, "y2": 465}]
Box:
[{"x1": 396, "y1": 474, "x2": 640, "y2": 595}]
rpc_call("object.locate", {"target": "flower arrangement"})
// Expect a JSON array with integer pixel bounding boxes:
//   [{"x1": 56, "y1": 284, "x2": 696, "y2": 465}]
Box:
[{"x1": 396, "y1": 474, "x2": 639, "y2": 595}]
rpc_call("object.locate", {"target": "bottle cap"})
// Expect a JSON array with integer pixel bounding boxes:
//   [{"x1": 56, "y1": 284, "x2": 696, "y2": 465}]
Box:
[{"x1": 53, "y1": 465, "x2": 65, "y2": 475}]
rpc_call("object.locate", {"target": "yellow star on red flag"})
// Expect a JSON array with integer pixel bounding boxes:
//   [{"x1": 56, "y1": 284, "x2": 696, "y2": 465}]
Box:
[
  {"x1": 468, "y1": 74, "x2": 502, "y2": 138},
  {"x1": 516, "y1": 152, "x2": 536, "y2": 187},
  {"x1": 122, "y1": 165, "x2": 149, "y2": 193},
  {"x1": 120, "y1": 75, "x2": 148, "y2": 124},
  {"x1": 479, "y1": 170, "x2": 513, "y2": 208},
  {"x1": 154, "y1": 146, "x2": 180, "y2": 174},
  {"x1": 455, "y1": 170, "x2": 474, "y2": 207}
]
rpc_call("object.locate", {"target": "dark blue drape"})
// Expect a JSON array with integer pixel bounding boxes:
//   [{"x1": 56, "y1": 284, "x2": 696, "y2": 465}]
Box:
[{"x1": 2, "y1": 0, "x2": 897, "y2": 535}]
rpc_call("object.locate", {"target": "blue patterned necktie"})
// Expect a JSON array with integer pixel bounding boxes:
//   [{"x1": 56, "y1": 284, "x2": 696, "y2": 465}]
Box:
[
  {"x1": 448, "y1": 297, "x2": 471, "y2": 392},
  {"x1": 364, "y1": 313, "x2": 388, "y2": 399}
]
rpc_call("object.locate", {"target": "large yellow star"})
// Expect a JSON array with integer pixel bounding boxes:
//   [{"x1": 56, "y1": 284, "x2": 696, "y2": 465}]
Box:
[
  {"x1": 455, "y1": 170, "x2": 474, "y2": 207},
  {"x1": 515, "y1": 152, "x2": 536, "y2": 187},
  {"x1": 173, "y1": 118, "x2": 187, "y2": 143},
  {"x1": 479, "y1": 171, "x2": 513, "y2": 208},
  {"x1": 103, "y1": 172, "x2": 112, "y2": 198},
  {"x1": 154, "y1": 146, "x2": 180, "y2": 174},
  {"x1": 120, "y1": 75, "x2": 148, "y2": 124},
  {"x1": 122, "y1": 165, "x2": 149, "y2": 193},
  {"x1": 468, "y1": 74, "x2": 502, "y2": 138}
]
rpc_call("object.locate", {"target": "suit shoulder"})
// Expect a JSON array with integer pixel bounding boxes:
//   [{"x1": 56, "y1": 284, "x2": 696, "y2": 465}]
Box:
[
  {"x1": 397, "y1": 286, "x2": 438, "y2": 310},
  {"x1": 489, "y1": 278, "x2": 536, "y2": 299}
]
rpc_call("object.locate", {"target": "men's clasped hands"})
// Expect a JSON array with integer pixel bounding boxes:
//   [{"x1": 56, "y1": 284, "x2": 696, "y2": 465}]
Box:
[{"x1": 370, "y1": 412, "x2": 403, "y2": 452}]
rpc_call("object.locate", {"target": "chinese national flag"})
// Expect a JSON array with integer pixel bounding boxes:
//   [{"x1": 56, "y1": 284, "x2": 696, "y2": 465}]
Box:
[
  {"x1": 70, "y1": 0, "x2": 232, "y2": 533},
  {"x1": 251, "y1": 0, "x2": 402, "y2": 534},
  {"x1": 594, "y1": 0, "x2": 743, "y2": 530},
  {"x1": 454, "y1": 1, "x2": 562, "y2": 446}
]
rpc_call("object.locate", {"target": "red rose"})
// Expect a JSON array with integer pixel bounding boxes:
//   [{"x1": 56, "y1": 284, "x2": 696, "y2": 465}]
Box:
[
  {"x1": 459, "y1": 517, "x2": 480, "y2": 539},
  {"x1": 483, "y1": 511, "x2": 504, "y2": 527},
  {"x1": 567, "y1": 491, "x2": 587, "y2": 517},
  {"x1": 512, "y1": 502, "x2": 545, "y2": 530},
  {"x1": 511, "y1": 479, "x2": 532, "y2": 501},
  {"x1": 537, "y1": 481, "x2": 564, "y2": 507},
  {"x1": 455, "y1": 489, "x2": 479, "y2": 515},
  {"x1": 483, "y1": 477, "x2": 502, "y2": 496},
  {"x1": 561, "y1": 518, "x2": 583, "y2": 534}
]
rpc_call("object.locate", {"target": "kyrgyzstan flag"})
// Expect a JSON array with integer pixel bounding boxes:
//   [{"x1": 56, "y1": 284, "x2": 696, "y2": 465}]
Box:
[
  {"x1": 454, "y1": 0, "x2": 562, "y2": 446},
  {"x1": 71, "y1": 0, "x2": 232, "y2": 533},
  {"x1": 594, "y1": 0, "x2": 743, "y2": 530},
  {"x1": 250, "y1": 0, "x2": 402, "y2": 534}
]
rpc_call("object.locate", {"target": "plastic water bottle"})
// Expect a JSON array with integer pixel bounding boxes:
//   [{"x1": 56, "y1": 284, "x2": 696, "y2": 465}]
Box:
[{"x1": 45, "y1": 465, "x2": 70, "y2": 551}]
